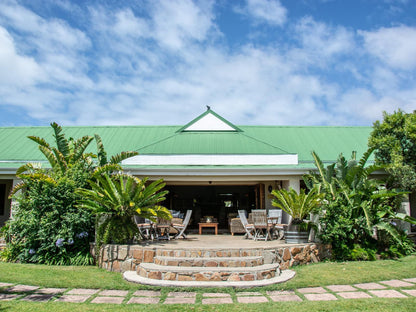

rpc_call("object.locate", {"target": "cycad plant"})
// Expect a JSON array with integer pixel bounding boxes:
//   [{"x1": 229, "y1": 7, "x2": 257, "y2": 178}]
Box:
[
  {"x1": 76, "y1": 173, "x2": 171, "y2": 246},
  {"x1": 271, "y1": 188, "x2": 321, "y2": 225}
]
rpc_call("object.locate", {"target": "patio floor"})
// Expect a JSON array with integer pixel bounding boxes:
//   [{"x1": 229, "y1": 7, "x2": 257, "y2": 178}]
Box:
[{"x1": 138, "y1": 234, "x2": 297, "y2": 249}]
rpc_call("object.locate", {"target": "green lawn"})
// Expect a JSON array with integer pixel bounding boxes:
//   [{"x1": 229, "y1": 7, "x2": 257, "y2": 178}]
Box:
[{"x1": 1, "y1": 255, "x2": 416, "y2": 311}]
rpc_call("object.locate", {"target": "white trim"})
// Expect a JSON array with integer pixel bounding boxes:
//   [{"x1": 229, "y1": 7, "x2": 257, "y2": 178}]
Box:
[{"x1": 123, "y1": 154, "x2": 298, "y2": 166}]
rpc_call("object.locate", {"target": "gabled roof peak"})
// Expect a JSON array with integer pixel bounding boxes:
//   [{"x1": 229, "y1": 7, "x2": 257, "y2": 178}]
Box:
[{"x1": 178, "y1": 108, "x2": 242, "y2": 132}]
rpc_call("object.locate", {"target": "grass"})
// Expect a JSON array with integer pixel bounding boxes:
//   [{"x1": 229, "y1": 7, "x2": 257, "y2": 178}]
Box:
[
  {"x1": 1, "y1": 255, "x2": 416, "y2": 311},
  {"x1": 1, "y1": 298, "x2": 416, "y2": 312}
]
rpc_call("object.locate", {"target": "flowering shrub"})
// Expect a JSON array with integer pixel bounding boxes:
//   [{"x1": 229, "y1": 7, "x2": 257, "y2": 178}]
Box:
[{"x1": 3, "y1": 171, "x2": 94, "y2": 265}]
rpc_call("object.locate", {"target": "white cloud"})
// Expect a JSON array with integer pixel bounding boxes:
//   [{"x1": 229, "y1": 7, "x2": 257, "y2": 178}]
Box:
[
  {"x1": 0, "y1": 26, "x2": 42, "y2": 86},
  {"x1": 0, "y1": 1, "x2": 415, "y2": 128},
  {"x1": 237, "y1": 0, "x2": 287, "y2": 26},
  {"x1": 150, "y1": 0, "x2": 217, "y2": 50},
  {"x1": 360, "y1": 25, "x2": 416, "y2": 70},
  {"x1": 289, "y1": 16, "x2": 355, "y2": 67}
]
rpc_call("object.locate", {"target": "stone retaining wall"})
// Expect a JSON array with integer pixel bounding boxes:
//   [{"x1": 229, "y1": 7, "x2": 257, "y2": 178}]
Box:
[{"x1": 96, "y1": 243, "x2": 332, "y2": 273}]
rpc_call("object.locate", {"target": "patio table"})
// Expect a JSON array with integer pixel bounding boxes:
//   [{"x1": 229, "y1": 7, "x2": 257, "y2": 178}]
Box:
[{"x1": 198, "y1": 222, "x2": 218, "y2": 235}]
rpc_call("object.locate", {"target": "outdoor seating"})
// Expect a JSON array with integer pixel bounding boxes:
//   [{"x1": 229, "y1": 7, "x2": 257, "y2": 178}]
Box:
[
  {"x1": 156, "y1": 217, "x2": 171, "y2": 240},
  {"x1": 268, "y1": 209, "x2": 286, "y2": 240},
  {"x1": 172, "y1": 209, "x2": 192, "y2": 239},
  {"x1": 134, "y1": 216, "x2": 155, "y2": 241},
  {"x1": 237, "y1": 210, "x2": 255, "y2": 239},
  {"x1": 252, "y1": 209, "x2": 273, "y2": 241},
  {"x1": 230, "y1": 217, "x2": 245, "y2": 235}
]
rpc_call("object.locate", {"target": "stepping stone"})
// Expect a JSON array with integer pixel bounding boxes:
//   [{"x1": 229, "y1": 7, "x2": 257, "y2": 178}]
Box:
[
  {"x1": 337, "y1": 291, "x2": 372, "y2": 299},
  {"x1": 326, "y1": 285, "x2": 356, "y2": 292},
  {"x1": 380, "y1": 280, "x2": 414, "y2": 287},
  {"x1": 167, "y1": 291, "x2": 196, "y2": 297},
  {"x1": 402, "y1": 289, "x2": 416, "y2": 297},
  {"x1": 91, "y1": 296, "x2": 124, "y2": 304},
  {"x1": 0, "y1": 294, "x2": 20, "y2": 301},
  {"x1": 0, "y1": 283, "x2": 14, "y2": 288},
  {"x1": 237, "y1": 296, "x2": 268, "y2": 303},
  {"x1": 35, "y1": 288, "x2": 67, "y2": 294},
  {"x1": 164, "y1": 297, "x2": 196, "y2": 304},
  {"x1": 369, "y1": 290, "x2": 407, "y2": 298},
  {"x1": 133, "y1": 290, "x2": 161, "y2": 297},
  {"x1": 5, "y1": 284, "x2": 39, "y2": 292},
  {"x1": 236, "y1": 291, "x2": 263, "y2": 296},
  {"x1": 354, "y1": 282, "x2": 386, "y2": 290},
  {"x1": 267, "y1": 290, "x2": 295, "y2": 296},
  {"x1": 128, "y1": 297, "x2": 160, "y2": 304},
  {"x1": 203, "y1": 293, "x2": 231, "y2": 297},
  {"x1": 269, "y1": 294, "x2": 302, "y2": 302},
  {"x1": 21, "y1": 294, "x2": 54, "y2": 302},
  {"x1": 297, "y1": 287, "x2": 327, "y2": 294},
  {"x1": 55, "y1": 295, "x2": 91, "y2": 303},
  {"x1": 99, "y1": 290, "x2": 129, "y2": 296},
  {"x1": 403, "y1": 278, "x2": 416, "y2": 283},
  {"x1": 66, "y1": 288, "x2": 100, "y2": 295},
  {"x1": 202, "y1": 297, "x2": 233, "y2": 304},
  {"x1": 304, "y1": 293, "x2": 338, "y2": 301}
]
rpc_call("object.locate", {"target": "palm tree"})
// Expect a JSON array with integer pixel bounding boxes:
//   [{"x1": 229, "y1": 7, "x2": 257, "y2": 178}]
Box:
[
  {"x1": 11, "y1": 123, "x2": 139, "y2": 195},
  {"x1": 76, "y1": 173, "x2": 171, "y2": 245}
]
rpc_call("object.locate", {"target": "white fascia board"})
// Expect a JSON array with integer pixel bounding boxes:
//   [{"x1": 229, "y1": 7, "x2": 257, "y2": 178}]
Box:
[
  {"x1": 122, "y1": 154, "x2": 298, "y2": 166},
  {"x1": 124, "y1": 168, "x2": 311, "y2": 177}
]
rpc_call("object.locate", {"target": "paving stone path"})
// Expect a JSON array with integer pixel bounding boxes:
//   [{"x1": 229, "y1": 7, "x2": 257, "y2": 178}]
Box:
[{"x1": 1, "y1": 278, "x2": 416, "y2": 305}]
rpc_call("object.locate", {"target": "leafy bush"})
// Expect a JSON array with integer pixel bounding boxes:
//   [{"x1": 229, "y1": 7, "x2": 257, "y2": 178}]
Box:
[
  {"x1": 3, "y1": 171, "x2": 94, "y2": 265},
  {"x1": 305, "y1": 149, "x2": 416, "y2": 260},
  {"x1": 2, "y1": 122, "x2": 138, "y2": 265}
]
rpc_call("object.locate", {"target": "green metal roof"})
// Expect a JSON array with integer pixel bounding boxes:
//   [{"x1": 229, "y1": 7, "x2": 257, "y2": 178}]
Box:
[
  {"x1": 0, "y1": 111, "x2": 372, "y2": 171},
  {"x1": 137, "y1": 131, "x2": 292, "y2": 155},
  {"x1": 0, "y1": 124, "x2": 372, "y2": 168}
]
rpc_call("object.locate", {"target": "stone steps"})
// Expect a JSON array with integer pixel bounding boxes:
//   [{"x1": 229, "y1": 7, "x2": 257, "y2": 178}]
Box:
[
  {"x1": 121, "y1": 246, "x2": 299, "y2": 286},
  {"x1": 155, "y1": 248, "x2": 263, "y2": 258},
  {"x1": 137, "y1": 262, "x2": 280, "y2": 282},
  {"x1": 154, "y1": 255, "x2": 264, "y2": 267},
  {"x1": 124, "y1": 269, "x2": 296, "y2": 288}
]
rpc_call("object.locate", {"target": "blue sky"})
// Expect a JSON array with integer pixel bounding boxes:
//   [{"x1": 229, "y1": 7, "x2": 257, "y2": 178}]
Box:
[{"x1": 0, "y1": 0, "x2": 415, "y2": 127}]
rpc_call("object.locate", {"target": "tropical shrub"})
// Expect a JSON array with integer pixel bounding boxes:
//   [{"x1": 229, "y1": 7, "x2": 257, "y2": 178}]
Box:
[
  {"x1": 3, "y1": 168, "x2": 94, "y2": 265},
  {"x1": 271, "y1": 187, "x2": 322, "y2": 225},
  {"x1": 304, "y1": 149, "x2": 416, "y2": 260},
  {"x1": 76, "y1": 173, "x2": 170, "y2": 247},
  {"x1": 2, "y1": 123, "x2": 138, "y2": 265}
]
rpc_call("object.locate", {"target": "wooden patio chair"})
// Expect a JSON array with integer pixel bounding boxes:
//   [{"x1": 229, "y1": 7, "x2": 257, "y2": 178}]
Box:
[
  {"x1": 268, "y1": 209, "x2": 286, "y2": 240},
  {"x1": 237, "y1": 210, "x2": 255, "y2": 239},
  {"x1": 252, "y1": 209, "x2": 272, "y2": 241},
  {"x1": 172, "y1": 210, "x2": 192, "y2": 239},
  {"x1": 134, "y1": 216, "x2": 154, "y2": 241}
]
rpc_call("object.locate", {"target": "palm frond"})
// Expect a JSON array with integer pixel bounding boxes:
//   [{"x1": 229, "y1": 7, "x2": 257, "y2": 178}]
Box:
[
  {"x1": 51, "y1": 122, "x2": 70, "y2": 158},
  {"x1": 28, "y1": 136, "x2": 51, "y2": 149},
  {"x1": 94, "y1": 134, "x2": 108, "y2": 166},
  {"x1": 72, "y1": 136, "x2": 94, "y2": 162},
  {"x1": 16, "y1": 163, "x2": 42, "y2": 175},
  {"x1": 110, "y1": 151, "x2": 139, "y2": 164},
  {"x1": 92, "y1": 164, "x2": 122, "y2": 177}
]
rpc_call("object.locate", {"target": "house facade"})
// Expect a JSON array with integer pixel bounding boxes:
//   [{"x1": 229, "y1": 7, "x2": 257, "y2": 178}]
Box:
[{"x1": 0, "y1": 108, "x2": 389, "y2": 230}]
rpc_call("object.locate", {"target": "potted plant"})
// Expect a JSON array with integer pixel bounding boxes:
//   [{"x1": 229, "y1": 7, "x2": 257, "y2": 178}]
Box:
[{"x1": 271, "y1": 187, "x2": 321, "y2": 243}]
